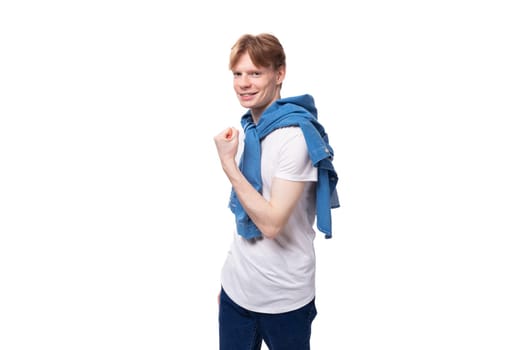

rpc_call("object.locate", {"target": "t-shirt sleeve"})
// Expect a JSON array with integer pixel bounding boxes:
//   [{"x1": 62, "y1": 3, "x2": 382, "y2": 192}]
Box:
[{"x1": 273, "y1": 127, "x2": 318, "y2": 182}]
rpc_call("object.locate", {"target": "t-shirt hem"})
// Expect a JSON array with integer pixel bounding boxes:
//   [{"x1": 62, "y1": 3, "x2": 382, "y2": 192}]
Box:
[{"x1": 222, "y1": 284, "x2": 315, "y2": 314}]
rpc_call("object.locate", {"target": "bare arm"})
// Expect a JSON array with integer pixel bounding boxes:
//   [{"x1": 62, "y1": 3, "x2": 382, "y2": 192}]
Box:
[{"x1": 214, "y1": 127, "x2": 305, "y2": 239}]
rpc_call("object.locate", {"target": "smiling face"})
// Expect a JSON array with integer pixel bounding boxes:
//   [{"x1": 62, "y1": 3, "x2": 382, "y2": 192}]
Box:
[{"x1": 231, "y1": 52, "x2": 286, "y2": 123}]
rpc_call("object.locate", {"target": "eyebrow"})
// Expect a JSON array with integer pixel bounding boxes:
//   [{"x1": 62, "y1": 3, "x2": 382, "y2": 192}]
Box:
[{"x1": 232, "y1": 68, "x2": 265, "y2": 74}]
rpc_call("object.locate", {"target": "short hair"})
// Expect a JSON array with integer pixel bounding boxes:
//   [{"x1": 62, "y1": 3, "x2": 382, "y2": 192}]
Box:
[{"x1": 229, "y1": 33, "x2": 286, "y2": 71}]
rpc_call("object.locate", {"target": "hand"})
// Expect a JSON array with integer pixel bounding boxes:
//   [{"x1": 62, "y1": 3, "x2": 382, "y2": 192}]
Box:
[{"x1": 214, "y1": 127, "x2": 239, "y2": 164}]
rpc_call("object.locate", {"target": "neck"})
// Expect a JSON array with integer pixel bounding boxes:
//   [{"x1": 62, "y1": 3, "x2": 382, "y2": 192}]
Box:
[{"x1": 251, "y1": 94, "x2": 281, "y2": 124}]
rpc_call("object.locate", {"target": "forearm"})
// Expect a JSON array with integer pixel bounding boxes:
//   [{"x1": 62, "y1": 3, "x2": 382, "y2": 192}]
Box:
[{"x1": 221, "y1": 159, "x2": 281, "y2": 239}]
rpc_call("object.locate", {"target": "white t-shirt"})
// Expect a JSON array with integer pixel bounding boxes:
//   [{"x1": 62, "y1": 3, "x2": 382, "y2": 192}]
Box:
[{"x1": 221, "y1": 126, "x2": 318, "y2": 314}]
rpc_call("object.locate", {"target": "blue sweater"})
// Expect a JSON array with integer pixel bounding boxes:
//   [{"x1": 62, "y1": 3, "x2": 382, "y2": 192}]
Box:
[{"x1": 229, "y1": 94, "x2": 340, "y2": 239}]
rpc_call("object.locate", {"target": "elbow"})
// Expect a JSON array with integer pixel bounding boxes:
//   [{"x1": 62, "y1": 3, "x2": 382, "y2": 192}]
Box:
[
  {"x1": 254, "y1": 211, "x2": 290, "y2": 239},
  {"x1": 261, "y1": 224, "x2": 284, "y2": 240}
]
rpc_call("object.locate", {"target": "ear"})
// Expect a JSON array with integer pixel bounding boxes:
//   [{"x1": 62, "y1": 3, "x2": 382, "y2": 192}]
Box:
[{"x1": 276, "y1": 65, "x2": 286, "y2": 84}]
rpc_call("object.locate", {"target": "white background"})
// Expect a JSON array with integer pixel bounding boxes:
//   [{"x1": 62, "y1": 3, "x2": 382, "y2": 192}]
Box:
[{"x1": 1, "y1": 1, "x2": 524, "y2": 349}]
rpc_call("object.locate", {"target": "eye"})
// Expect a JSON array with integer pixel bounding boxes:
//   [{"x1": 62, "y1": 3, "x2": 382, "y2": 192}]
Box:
[
  {"x1": 233, "y1": 72, "x2": 242, "y2": 77},
  {"x1": 250, "y1": 72, "x2": 261, "y2": 77}
]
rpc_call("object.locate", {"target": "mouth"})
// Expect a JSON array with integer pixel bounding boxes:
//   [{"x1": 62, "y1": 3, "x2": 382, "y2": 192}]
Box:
[{"x1": 239, "y1": 92, "x2": 257, "y2": 97}]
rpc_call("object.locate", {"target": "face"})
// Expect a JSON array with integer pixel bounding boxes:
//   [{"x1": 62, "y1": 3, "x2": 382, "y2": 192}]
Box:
[{"x1": 232, "y1": 52, "x2": 285, "y2": 122}]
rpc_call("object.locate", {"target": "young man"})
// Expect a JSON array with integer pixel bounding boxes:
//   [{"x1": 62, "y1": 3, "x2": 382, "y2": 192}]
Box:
[{"x1": 214, "y1": 33, "x2": 339, "y2": 350}]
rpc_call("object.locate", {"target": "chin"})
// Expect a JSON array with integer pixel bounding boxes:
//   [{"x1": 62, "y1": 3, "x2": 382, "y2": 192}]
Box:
[{"x1": 238, "y1": 100, "x2": 255, "y2": 109}]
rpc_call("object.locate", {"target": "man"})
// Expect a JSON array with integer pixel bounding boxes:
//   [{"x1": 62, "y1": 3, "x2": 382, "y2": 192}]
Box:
[{"x1": 214, "y1": 33, "x2": 339, "y2": 350}]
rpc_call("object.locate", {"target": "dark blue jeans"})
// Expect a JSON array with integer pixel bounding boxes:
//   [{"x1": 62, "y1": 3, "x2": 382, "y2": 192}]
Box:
[{"x1": 219, "y1": 288, "x2": 317, "y2": 350}]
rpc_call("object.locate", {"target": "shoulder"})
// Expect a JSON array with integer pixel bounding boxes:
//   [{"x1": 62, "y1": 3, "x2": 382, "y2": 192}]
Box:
[
  {"x1": 263, "y1": 126, "x2": 304, "y2": 144},
  {"x1": 261, "y1": 126, "x2": 306, "y2": 154}
]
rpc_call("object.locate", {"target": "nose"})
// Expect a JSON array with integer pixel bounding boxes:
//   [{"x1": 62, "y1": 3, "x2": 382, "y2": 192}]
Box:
[{"x1": 238, "y1": 74, "x2": 251, "y2": 88}]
